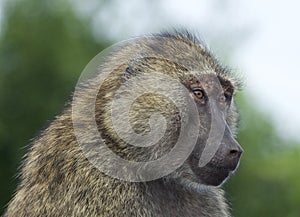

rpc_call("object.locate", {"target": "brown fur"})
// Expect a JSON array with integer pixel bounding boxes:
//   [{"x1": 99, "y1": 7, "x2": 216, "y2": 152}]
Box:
[{"x1": 4, "y1": 30, "x2": 242, "y2": 217}]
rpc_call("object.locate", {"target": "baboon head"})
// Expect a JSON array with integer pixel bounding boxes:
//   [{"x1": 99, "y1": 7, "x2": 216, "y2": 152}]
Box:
[
  {"x1": 76, "y1": 31, "x2": 243, "y2": 187},
  {"x1": 119, "y1": 62, "x2": 243, "y2": 187}
]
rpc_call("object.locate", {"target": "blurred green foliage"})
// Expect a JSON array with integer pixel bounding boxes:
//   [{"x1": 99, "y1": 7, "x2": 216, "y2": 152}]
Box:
[
  {"x1": 0, "y1": 0, "x2": 108, "y2": 214},
  {"x1": 0, "y1": 0, "x2": 299, "y2": 216},
  {"x1": 226, "y1": 94, "x2": 300, "y2": 217}
]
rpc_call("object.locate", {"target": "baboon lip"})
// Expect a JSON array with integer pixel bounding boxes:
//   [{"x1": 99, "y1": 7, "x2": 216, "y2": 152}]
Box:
[
  {"x1": 207, "y1": 163, "x2": 237, "y2": 172},
  {"x1": 208, "y1": 158, "x2": 241, "y2": 172}
]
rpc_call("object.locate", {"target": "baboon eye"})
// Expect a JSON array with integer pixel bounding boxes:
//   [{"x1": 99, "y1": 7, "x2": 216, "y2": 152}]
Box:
[{"x1": 193, "y1": 89, "x2": 205, "y2": 100}]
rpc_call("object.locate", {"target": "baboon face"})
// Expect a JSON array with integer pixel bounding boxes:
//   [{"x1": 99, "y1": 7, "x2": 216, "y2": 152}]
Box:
[
  {"x1": 93, "y1": 36, "x2": 243, "y2": 185},
  {"x1": 176, "y1": 73, "x2": 243, "y2": 187},
  {"x1": 119, "y1": 69, "x2": 243, "y2": 186}
]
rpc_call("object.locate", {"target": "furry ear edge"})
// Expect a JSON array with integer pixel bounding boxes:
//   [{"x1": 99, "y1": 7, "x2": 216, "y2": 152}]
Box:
[
  {"x1": 121, "y1": 65, "x2": 135, "y2": 82},
  {"x1": 121, "y1": 58, "x2": 145, "y2": 82}
]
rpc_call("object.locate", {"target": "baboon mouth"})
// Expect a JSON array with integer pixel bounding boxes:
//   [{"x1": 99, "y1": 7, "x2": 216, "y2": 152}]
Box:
[
  {"x1": 203, "y1": 167, "x2": 232, "y2": 186},
  {"x1": 203, "y1": 161, "x2": 240, "y2": 186},
  {"x1": 188, "y1": 155, "x2": 241, "y2": 186},
  {"x1": 210, "y1": 160, "x2": 240, "y2": 172},
  {"x1": 189, "y1": 162, "x2": 238, "y2": 186}
]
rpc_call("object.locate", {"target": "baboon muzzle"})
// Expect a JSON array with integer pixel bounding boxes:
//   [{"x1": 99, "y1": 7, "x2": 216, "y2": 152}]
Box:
[{"x1": 218, "y1": 125, "x2": 243, "y2": 171}]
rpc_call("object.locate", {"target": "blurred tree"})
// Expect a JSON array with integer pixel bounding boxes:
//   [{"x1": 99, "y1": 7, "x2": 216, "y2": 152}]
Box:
[
  {"x1": 225, "y1": 93, "x2": 300, "y2": 217},
  {"x1": 0, "y1": 0, "x2": 109, "y2": 214}
]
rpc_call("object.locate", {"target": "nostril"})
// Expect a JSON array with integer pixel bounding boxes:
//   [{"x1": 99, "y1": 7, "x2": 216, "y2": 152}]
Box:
[
  {"x1": 230, "y1": 149, "x2": 238, "y2": 154},
  {"x1": 228, "y1": 149, "x2": 242, "y2": 158}
]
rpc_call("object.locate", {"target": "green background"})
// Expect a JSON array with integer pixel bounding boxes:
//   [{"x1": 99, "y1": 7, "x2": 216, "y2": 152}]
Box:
[{"x1": 0, "y1": 0, "x2": 299, "y2": 216}]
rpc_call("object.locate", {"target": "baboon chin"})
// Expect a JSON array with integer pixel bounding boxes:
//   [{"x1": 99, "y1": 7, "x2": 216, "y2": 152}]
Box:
[{"x1": 5, "y1": 30, "x2": 243, "y2": 217}]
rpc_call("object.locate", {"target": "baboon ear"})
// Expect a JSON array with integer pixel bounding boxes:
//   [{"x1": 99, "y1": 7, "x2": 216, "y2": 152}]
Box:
[
  {"x1": 122, "y1": 65, "x2": 136, "y2": 82},
  {"x1": 121, "y1": 58, "x2": 144, "y2": 82}
]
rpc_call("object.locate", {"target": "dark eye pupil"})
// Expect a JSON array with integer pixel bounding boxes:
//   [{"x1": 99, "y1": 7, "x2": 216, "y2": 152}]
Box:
[{"x1": 193, "y1": 89, "x2": 204, "y2": 99}]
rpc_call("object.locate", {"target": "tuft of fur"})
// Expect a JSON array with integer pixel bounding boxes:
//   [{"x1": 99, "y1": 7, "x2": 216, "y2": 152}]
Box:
[{"x1": 4, "y1": 30, "x2": 241, "y2": 217}]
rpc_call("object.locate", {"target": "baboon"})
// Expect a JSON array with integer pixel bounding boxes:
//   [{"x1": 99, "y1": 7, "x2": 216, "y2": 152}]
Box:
[{"x1": 4, "y1": 30, "x2": 243, "y2": 217}]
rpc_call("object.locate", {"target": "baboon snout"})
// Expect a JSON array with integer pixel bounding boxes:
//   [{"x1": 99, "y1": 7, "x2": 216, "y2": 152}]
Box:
[
  {"x1": 227, "y1": 142, "x2": 243, "y2": 159},
  {"x1": 224, "y1": 139, "x2": 243, "y2": 170},
  {"x1": 219, "y1": 127, "x2": 243, "y2": 170}
]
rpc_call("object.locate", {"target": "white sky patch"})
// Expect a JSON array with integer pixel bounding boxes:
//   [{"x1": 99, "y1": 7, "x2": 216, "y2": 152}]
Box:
[{"x1": 233, "y1": 0, "x2": 300, "y2": 141}]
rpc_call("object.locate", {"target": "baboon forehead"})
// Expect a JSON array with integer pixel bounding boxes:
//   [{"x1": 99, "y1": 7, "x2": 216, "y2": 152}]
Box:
[
  {"x1": 118, "y1": 35, "x2": 215, "y2": 71},
  {"x1": 183, "y1": 72, "x2": 235, "y2": 93},
  {"x1": 108, "y1": 33, "x2": 243, "y2": 90}
]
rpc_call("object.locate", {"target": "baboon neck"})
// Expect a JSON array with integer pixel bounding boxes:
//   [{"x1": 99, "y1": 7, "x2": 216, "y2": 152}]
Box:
[{"x1": 139, "y1": 179, "x2": 226, "y2": 217}]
